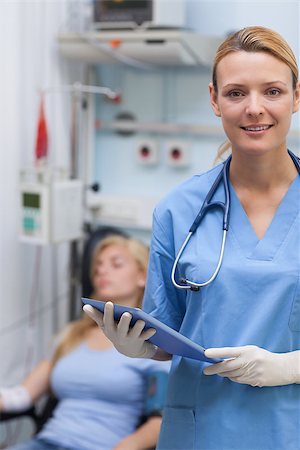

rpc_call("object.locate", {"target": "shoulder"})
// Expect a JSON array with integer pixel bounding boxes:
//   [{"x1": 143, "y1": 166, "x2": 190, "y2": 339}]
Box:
[{"x1": 153, "y1": 164, "x2": 223, "y2": 231}]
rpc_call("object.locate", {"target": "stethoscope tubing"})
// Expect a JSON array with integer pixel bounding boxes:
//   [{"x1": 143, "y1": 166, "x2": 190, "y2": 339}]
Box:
[
  {"x1": 172, "y1": 151, "x2": 300, "y2": 292},
  {"x1": 171, "y1": 229, "x2": 227, "y2": 290}
]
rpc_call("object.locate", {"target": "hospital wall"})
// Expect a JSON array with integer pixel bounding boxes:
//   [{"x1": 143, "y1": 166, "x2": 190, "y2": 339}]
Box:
[
  {"x1": 0, "y1": 1, "x2": 85, "y2": 389},
  {"x1": 0, "y1": 1, "x2": 299, "y2": 442},
  {"x1": 93, "y1": 0, "x2": 300, "y2": 217}
]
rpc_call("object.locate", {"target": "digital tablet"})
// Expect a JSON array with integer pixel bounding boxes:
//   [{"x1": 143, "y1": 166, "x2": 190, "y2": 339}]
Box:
[{"x1": 82, "y1": 298, "x2": 221, "y2": 364}]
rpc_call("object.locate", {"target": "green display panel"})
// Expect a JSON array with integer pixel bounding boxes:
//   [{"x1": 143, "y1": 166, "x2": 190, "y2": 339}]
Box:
[{"x1": 23, "y1": 192, "x2": 40, "y2": 209}]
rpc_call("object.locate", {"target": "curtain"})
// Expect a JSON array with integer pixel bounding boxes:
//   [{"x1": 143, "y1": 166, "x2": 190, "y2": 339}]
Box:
[{"x1": 0, "y1": 0, "x2": 85, "y2": 386}]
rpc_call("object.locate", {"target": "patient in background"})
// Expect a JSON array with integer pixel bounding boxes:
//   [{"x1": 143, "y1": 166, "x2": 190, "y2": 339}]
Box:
[{"x1": 1, "y1": 235, "x2": 170, "y2": 450}]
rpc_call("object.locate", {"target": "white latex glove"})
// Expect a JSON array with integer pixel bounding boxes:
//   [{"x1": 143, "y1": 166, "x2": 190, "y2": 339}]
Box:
[
  {"x1": 83, "y1": 302, "x2": 158, "y2": 359},
  {"x1": 204, "y1": 345, "x2": 300, "y2": 387}
]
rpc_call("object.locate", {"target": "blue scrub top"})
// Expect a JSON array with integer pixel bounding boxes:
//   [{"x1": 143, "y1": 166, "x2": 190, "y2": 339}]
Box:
[{"x1": 143, "y1": 162, "x2": 300, "y2": 450}]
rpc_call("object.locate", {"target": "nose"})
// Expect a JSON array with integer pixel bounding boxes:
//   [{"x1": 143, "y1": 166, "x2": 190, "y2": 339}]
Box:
[
  {"x1": 96, "y1": 263, "x2": 108, "y2": 276},
  {"x1": 245, "y1": 93, "x2": 264, "y2": 118}
]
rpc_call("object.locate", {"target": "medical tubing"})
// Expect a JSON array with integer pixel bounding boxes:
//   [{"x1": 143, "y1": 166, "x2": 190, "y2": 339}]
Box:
[
  {"x1": 172, "y1": 152, "x2": 299, "y2": 292},
  {"x1": 189, "y1": 169, "x2": 224, "y2": 233},
  {"x1": 185, "y1": 229, "x2": 227, "y2": 288},
  {"x1": 193, "y1": 229, "x2": 227, "y2": 286},
  {"x1": 172, "y1": 230, "x2": 227, "y2": 289},
  {"x1": 81, "y1": 33, "x2": 155, "y2": 71},
  {"x1": 223, "y1": 156, "x2": 231, "y2": 230},
  {"x1": 171, "y1": 232, "x2": 193, "y2": 289}
]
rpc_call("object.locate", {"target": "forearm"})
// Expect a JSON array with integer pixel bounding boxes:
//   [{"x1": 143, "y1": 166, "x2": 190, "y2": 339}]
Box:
[
  {"x1": 114, "y1": 416, "x2": 162, "y2": 450},
  {"x1": 22, "y1": 359, "x2": 52, "y2": 402},
  {"x1": 132, "y1": 416, "x2": 162, "y2": 449},
  {"x1": 152, "y1": 347, "x2": 172, "y2": 361},
  {"x1": 288, "y1": 350, "x2": 300, "y2": 384}
]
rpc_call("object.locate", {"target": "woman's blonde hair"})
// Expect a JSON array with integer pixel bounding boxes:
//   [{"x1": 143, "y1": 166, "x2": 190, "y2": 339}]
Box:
[
  {"x1": 51, "y1": 235, "x2": 149, "y2": 366},
  {"x1": 213, "y1": 26, "x2": 299, "y2": 162}
]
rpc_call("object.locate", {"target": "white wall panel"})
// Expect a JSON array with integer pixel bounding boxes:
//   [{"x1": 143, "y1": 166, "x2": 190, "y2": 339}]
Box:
[
  {"x1": 93, "y1": 0, "x2": 299, "y2": 209},
  {"x1": 0, "y1": 0, "x2": 85, "y2": 390}
]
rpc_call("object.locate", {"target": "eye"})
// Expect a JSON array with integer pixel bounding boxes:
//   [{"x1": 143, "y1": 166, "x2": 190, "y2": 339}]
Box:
[
  {"x1": 227, "y1": 91, "x2": 244, "y2": 98},
  {"x1": 112, "y1": 258, "x2": 125, "y2": 268},
  {"x1": 267, "y1": 88, "x2": 280, "y2": 96}
]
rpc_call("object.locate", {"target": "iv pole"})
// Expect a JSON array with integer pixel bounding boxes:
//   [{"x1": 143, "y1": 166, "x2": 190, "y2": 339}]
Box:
[
  {"x1": 67, "y1": 83, "x2": 119, "y2": 320},
  {"x1": 44, "y1": 83, "x2": 119, "y2": 321}
]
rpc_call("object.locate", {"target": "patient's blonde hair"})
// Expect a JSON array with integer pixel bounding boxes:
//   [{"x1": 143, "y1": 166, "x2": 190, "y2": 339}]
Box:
[
  {"x1": 51, "y1": 235, "x2": 149, "y2": 366},
  {"x1": 212, "y1": 26, "x2": 299, "y2": 163}
]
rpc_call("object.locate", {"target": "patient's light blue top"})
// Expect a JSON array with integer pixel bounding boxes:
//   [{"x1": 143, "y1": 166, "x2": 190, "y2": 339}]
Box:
[
  {"x1": 143, "y1": 162, "x2": 300, "y2": 450},
  {"x1": 38, "y1": 343, "x2": 169, "y2": 450}
]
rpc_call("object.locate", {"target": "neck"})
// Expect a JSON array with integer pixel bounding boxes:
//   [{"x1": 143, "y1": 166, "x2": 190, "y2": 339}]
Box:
[
  {"x1": 229, "y1": 148, "x2": 298, "y2": 192},
  {"x1": 116, "y1": 296, "x2": 140, "y2": 308},
  {"x1": 94, "y1": 294, "x2": 140, "y2": 309}
]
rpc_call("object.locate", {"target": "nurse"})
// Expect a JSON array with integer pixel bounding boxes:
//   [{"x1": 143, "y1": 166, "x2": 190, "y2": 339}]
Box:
[{"x1": 84, "y1": 26, "x2": 300, "y2": 449}]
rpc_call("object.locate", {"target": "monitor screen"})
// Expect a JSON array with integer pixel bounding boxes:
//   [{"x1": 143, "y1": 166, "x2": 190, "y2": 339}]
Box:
[
  {"x1": 94, "y1": 0, "x2": 152, "y2": 25},
  {"x1": 23, "y1": 193, "x2": 40, "y2": 209},
  {"x1": 102, "y1": 0, "x2": 148, "y2": 10}
]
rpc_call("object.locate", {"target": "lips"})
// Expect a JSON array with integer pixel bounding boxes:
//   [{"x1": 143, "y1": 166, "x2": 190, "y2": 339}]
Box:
[
  {"x1": 241, "y1": 124, "x2": 273, "y2": 131},
  {"x1": 95, "y1": 279, "x2": 111, "y2": 289}
]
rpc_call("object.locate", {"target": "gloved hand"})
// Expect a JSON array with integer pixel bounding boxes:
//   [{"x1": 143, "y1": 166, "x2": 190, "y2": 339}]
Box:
[
  {"x1": 83, "y1": 302, "x2": 158, "y2": 359},
  {"x1": 204, "y1": 345, "x2": 300, "y2": 387}
]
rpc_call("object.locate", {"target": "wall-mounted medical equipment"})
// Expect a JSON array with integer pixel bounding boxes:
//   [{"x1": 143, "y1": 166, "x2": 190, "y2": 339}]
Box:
[
  {"x1": 166, "y1": 140, "x2": 190, "y2": 168},
  {"x1": 87, "y1": 191, "x2": 159, "y2": 230},
  {"x1": 58, "y1": 29, "x2": 222, "y2": 67},
  {"x1": 136, "y1": 139, "x2": 159, "y2": 166},
  {"x1": 93, "y1": 0, "x2": 186, "y2": 29},
  {"x1": 20, "y1": 171, "x2": 83, "y2": 245},
  {"x1": 20, "y1": 82, "x2": 119, "y2": 247}
]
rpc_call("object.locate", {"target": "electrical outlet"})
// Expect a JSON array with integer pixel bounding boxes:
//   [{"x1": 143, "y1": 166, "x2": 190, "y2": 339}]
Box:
[
  {"x1": 136, "y1": 140, "x2": 159, "y2": 166},
  {"x1": 166, "y1": 141, "x2": 190, "y2": 168}
]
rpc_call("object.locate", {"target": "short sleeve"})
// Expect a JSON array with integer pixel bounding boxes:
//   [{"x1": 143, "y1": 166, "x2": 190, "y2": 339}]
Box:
[{"x1": 142, "y1": 208, "x2": 186, "y2": 331}]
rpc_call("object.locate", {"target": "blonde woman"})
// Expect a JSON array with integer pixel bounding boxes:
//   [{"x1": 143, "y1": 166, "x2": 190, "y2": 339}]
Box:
[
  {"x1": 85, "y1": 27, "x2": 300, "y2": 450},
  {"x1": 1, "y1": 236, "x2": 170, "y2": 450}
]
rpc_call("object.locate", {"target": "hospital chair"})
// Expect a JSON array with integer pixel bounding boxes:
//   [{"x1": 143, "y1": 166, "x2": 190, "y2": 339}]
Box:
[
  {"x1": 81, "y1": 225, "x2": 128, "y2": 298},
  {"x1": 0, "y1": 226, "x2": 126, "y2": 425},
  {"x1": 0, "y1": 226, "x2": 168, "y2": 447},
  {"x1": 0, "y1": 394, "x2": 57, "y2": 433},
  {"x1": 0, "y1": 371, "x2": 168, "y2": 448}
]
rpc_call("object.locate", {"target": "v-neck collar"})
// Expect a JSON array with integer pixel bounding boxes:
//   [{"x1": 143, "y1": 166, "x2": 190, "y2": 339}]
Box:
[{"x1": 228, "y1": 175, "x2": 300, "y2": 261}]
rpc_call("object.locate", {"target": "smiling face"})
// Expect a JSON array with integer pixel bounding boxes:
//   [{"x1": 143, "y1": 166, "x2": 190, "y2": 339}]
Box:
[
  {"x1": 92, "y1": 243, "x2": 146, "y2": 307},
  {"x1": 210, "y1": 51, "x2": 300, "y2": 158}
]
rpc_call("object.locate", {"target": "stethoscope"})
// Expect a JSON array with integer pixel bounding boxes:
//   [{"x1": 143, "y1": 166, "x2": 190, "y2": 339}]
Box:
[{"x1": 171, "y1": 150, "x2": 300, "y2": 292}]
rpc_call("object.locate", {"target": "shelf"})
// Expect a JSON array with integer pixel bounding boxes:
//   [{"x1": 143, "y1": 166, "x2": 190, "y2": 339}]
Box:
[
  {"x1": 86, "y1": 191, "x2": 159, "y2": 230},
  {"x1": 96, "y1": 120, "x2": 226, "y2": 137},
  {"x1": 57, "y1": 29, "x2": 222, "y2": 67}
]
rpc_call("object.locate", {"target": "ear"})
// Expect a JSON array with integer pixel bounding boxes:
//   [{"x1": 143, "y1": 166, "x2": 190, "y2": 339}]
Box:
[
  {"x1": 209, "y1": 82, "x2": 221, "y2": 117},
  {"x1": 292, "y1": 81, "x2": 300, "y2": 114}
]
